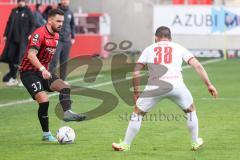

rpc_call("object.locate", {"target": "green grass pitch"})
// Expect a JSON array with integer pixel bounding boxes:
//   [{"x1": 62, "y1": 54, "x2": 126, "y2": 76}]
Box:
[{"x1": 0, "y1": 58, "x2": 239, "y2": 160}]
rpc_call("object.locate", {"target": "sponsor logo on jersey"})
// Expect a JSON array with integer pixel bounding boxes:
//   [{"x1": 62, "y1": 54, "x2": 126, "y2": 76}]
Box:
[
  {"x1": 32, "y1": 34, "x2": 40, "y2": 43},
  {"x1": 45, "y1": 47, "x2": 56, "y2": 54}
]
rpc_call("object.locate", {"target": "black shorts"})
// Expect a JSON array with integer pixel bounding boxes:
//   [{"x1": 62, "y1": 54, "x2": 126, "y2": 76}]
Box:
[{"x1": 20, "y1": 71, "x2": 59, "y2": 100}]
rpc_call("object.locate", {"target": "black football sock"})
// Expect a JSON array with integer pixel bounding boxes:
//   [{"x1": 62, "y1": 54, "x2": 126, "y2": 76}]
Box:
[
  {"x1": 59, "y1": 88, "x2": 71, "y2": 112},
  {"x1": 38, "y1": 102, "x2": 49, "y2": 133}
]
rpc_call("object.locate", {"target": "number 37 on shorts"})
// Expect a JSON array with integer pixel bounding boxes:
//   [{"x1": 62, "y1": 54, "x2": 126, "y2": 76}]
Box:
[{"x1": 32, "y1": 82, "x2": 42, "y2": 92}]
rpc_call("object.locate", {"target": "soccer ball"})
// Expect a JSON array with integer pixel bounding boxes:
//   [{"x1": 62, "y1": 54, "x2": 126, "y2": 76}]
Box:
[{"x1": 56, "y1": 126, "x2": 76, "y2": 144}]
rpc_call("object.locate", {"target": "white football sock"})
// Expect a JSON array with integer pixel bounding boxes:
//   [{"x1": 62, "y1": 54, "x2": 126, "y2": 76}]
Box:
[
  {"x1": 123, "y1": 112, "x2": 143, "y2": 145},
  {"x1": 187, "y1": 111, "x2": 199, "y2": 142},
  {"x1": 43, "y1": 131, "x2": 51, "y2": 136}
]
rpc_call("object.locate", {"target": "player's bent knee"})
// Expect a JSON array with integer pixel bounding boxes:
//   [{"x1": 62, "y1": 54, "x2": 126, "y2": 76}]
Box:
[
  {"x1": 63, "y1": 82, "x2": 71, "y2": 90},
  {"x1": 50, "y1": 79, "x2": 70, "y2": 91},
  {"x1": 183, "y1": 104, "x2": 195, "y2": 113},
  {"x1": 134, "y1": 106, "x2": 147, "y2": 116},
  {"x1": 59, "y1": 80, "x2": 70, "y2": 89},
  {"x1": 63, "y1": 81, "x2": 70, "y2": 89},
  {"x1": 35, "y1": 92, "x2": 49, "y2": 103}
]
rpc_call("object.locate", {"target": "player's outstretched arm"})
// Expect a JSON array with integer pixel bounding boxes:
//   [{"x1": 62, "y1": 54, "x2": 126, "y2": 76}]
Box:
[
  {"x1": 188, "y1": 58, "x2": 218, "y2": 98},
  {"x1": 27, "y1": 48, "x2": 52, "y2": 79}
]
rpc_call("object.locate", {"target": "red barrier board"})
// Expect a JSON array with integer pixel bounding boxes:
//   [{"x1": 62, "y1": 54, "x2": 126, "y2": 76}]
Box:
[
  {"x1": 69, "y1": 35, "x2": 102, "y2": 58},
  {"x1": 0, "y1": 4, "x2": 15, "y2": 54}
]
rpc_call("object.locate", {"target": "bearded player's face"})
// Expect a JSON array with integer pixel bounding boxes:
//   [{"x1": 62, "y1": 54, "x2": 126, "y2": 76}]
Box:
[{"x1": 49, "y1": 15, "x2": 64, "y2": 33}]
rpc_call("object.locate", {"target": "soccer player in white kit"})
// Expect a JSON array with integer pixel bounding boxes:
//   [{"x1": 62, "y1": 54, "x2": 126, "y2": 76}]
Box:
[{"x1": 112, "y1": 26, "x2": 218, "y2": 151}]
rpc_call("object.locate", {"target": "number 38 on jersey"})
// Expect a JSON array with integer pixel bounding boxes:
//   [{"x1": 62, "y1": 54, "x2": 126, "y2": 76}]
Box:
[{"x1": 154, "y1": 46, "x2": 173, "y2": 64}]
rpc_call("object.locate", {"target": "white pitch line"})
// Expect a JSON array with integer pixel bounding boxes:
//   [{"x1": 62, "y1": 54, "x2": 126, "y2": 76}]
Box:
[
  {"x1": 198, "y1": 97, "x2": 240, "y2": 101},
  {"x1": 67, "y1": 74, "x2": 104, "y2": 84},
  {"x1": 182, "y1": 58, "x2": 222, "y2": 69},
  {"x1": 0, "y1": 58, "x2": 223, "y2": 108}
]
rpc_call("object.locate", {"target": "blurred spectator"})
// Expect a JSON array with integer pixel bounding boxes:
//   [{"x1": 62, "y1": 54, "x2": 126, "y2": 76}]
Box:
[
  {"x1": 0, "y1": 0, "x2": 35, "y2": 86},
  {"x1": 49, "y1": 0, "x2": 76, "y2": 80},
  {"x1": 33, "y1": 3, "x2": 46, "y2": 28},
  {"x1": 42, "y1": 5, "x2": 53, "y2": 21}
]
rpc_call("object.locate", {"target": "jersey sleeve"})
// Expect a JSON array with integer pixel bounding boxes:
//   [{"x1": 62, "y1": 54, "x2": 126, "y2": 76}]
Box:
[
  {"x1": 182, "y1": 47, "x2": 194, "y2": 64},
  {"x1": 29, "y1": 30, "x2": 43, "y2": 51},
  {"x1": 137, "y1": 48, "x2": 148, "y2": 65}
]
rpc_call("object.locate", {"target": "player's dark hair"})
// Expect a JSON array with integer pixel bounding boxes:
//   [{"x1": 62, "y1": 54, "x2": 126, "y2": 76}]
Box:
[
  {"x1": 155, "y1": 26, "x2": 172, "y2": 39},
  {"x1": 48, "y1": 8, "x2": 64, "y2": 18},
  {"x1": 36, "y1": 3, "x2": 42, "y2": 11},
  {"x1": 17, "y1": 0, "x2": 27, "y2": 3}
]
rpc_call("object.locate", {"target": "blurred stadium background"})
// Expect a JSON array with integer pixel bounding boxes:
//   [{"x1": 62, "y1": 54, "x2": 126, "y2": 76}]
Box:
[{"x1": 0, "y1": 0, "x2": 239, "y2": 160}]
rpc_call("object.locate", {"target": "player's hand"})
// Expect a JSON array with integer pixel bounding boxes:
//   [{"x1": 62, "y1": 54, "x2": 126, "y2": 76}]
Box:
[
  {"x1": 71, "y1": 39, "x2": 75, "y2": 45},
  {"x1": 42, "y1": 70, "x2": 52, "y2": 80},
  {"x1": 207, "y1": 84, "x2": 218, "y2": 98},
  {"x1": 3, "y1": 37, "x2": 7, "y2": 42}
]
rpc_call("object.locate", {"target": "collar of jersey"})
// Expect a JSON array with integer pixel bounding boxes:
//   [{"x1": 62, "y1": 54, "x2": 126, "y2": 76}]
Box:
[{"x1": 45, "y1": 25, "x2": 55, "y2": 36}]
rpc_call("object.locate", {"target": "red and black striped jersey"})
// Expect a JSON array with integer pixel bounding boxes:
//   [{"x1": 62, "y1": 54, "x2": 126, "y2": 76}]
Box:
[{"x1": 19, "y1": 25, "x2": 59, "y2": 72}]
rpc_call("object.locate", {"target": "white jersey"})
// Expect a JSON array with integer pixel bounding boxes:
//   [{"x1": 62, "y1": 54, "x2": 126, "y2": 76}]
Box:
[{"x1": 137, "y1": 40, "x2": 194, "y2": 88}]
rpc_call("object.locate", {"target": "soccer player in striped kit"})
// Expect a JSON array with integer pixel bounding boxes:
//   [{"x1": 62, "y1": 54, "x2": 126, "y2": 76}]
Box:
[{"x1": 19, "y1": 9, "x2": 86, "y2": 142}]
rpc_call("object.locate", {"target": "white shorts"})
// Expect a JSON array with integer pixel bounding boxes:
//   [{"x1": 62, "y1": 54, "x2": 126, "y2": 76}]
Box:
[{"x1": 136, "y1": 84, "x2": 193, "y2": 112}]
